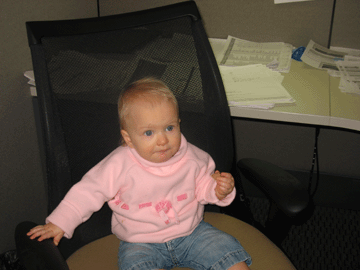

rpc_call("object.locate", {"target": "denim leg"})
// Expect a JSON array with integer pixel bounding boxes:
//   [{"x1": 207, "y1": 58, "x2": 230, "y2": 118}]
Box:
[{"x1": 173, "y1": 221, "x2": 252, "y2": 269}]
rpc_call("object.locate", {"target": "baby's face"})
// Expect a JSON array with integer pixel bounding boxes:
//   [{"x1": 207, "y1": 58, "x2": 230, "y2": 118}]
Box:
[{"x1": 121, "y1": 98, "x2": 181, "y2": 163}]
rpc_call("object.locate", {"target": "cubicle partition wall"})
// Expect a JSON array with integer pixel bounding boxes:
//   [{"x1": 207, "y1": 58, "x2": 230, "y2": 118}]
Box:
[
  {"x1": 99, "y1": 0, "x2": 340, "y2": 48},
  {"x1": 330, "y1": 0, "x2": 360, "y2": 50},
  {"x1": 99, "y1": 0, "x2": 360, "y2": 50}
]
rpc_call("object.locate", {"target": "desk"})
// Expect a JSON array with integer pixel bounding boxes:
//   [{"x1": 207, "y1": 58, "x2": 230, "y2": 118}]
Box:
[
  {"x1": 229, "y1": 60, "x2": 360, "y2": 206},
  {"x1": 27, "y1": 60, "x2": 360, "y2": 131},
  {"x1": 229, "y1": 60, "x2": 360, "y2": 132},
  {"x1": 329, "y1": 77, "x2": 360, "y2": 131}
]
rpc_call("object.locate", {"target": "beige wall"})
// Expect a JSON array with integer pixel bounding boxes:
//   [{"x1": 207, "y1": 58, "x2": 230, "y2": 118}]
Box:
[
  {"x1": 0, "y1": 0, "x2": 97, "y2": 254},
  {"x1": 331, "y1": 0, "x2": 360, "y2": 50},
  {"x1": 99, "y1": 0, "x2": 334, "y2": 47},
  {"x1": 1, "y1": 0, "x2": 359, "y2": 254}
]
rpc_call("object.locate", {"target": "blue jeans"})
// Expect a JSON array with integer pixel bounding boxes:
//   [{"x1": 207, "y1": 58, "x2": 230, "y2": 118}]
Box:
[{"x1": 118, "y1": 220, "x2": 252, "y2": 270}]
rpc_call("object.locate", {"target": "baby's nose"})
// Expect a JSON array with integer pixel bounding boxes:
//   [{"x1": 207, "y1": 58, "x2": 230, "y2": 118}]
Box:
[{"x1": 157, "y1": 133, "x2": 169, "y2": 145}]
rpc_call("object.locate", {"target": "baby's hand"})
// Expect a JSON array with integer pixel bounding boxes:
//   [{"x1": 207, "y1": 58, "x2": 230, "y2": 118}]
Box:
[
  {"x1": 212, "y1": 170, "x2": 235, "y2": 201},
  {"x1": 27, "y1": 222, "x2": 64, "y2": 246}
]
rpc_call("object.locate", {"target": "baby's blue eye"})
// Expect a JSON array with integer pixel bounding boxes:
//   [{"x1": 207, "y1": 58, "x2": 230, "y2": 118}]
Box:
[
  {"x1": 144, "y1": 130, "x2": 153, "y2": 136},
  {"x1": 166, "y1": 125, "x2": 174, "y2": 132}
]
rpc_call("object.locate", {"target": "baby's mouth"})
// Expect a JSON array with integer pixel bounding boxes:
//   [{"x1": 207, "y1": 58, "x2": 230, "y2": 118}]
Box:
[{"x1": 158, "y1": 149, "x2": 169, "y2": 154}]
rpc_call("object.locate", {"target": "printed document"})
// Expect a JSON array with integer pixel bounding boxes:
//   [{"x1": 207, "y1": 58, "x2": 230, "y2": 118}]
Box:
[
  {"x1": 301, "y1": 40, "x2": 346, "y2": 71},
  {"x1": 336, "y1": 60, "x2": 360, "y2": 95},
  {"x1": 219, "y1": 64, "x2": 295, "y2": 109},
  {"x1": 218, "y1": 36, "x2": 293, "y2": 73}
]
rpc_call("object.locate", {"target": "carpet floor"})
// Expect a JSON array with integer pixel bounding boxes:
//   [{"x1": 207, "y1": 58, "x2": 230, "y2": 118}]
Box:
[{"x1": 248, "y1": 197, "x2": 360, "y2": 270}]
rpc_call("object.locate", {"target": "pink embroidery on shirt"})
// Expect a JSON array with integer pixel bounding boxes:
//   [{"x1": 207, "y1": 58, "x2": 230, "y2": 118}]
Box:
[
  {"x1": 155, "y1": 200, "x2": 172, "y2": 213},
  {"x1": 139, "y1": 202, "x2": 152, "y2": 209},
  {"x1": 155, "y1": 200, "x2": 180, "y2": 225},
  {"x1": 114, "y1": 200, "x2": 121, "y2": 206},
  {"x1": 121, "y1": 204, "x2": 129, "y2": 210},
  {"x1": 111, "y1": 189, "x2": 122, "y2": 206},
  {"x1": 177, "y1": 193, "x2": 188, "y2": 201},
  {"x1": 155, "y1": 200, "x2": 172, "y2": 225}
]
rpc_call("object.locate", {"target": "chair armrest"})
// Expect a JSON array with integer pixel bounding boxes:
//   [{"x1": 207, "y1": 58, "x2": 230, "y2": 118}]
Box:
[
  {"x1": 15, "y1": 221, "x2": 69, "y2": 270},
  {"x1": 237, "y1": 158, "x2": 310, "y2": 218}
]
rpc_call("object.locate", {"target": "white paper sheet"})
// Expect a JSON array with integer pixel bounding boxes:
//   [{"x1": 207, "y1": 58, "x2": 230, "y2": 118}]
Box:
[
  {"x1": 219, "y1": 64, "x2": 295, "y2": 109},
  {"x1": 301, "y1": 40, "x2": 346, "y2": 71},
  {"x1": 209, "y1": 38, "x2": 227, "y2": 63},
  {"x1": 336, "y1": 61, "x2": 360, "y2": 95},
  {"x1": 218, "y1": 36, "x2": 293, "y2": 73}
]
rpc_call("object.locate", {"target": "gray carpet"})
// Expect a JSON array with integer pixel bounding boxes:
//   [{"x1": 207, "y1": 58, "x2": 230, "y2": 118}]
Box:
[{"x1": 248, "y1": 197, "x2": 360, "y2": 270}]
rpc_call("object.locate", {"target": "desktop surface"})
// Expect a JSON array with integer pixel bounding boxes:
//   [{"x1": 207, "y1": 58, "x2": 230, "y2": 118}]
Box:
[
  {"x1": 329, "y1": 76, "x2": 360, "y2": 131},
  {"x1": 230, "y1": 60, "x2": 331, "y2": 126}
]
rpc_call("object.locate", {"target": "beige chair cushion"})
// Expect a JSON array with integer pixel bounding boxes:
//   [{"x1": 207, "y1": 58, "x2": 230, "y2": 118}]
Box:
[{"x1": 67, "y1": 212, "x2": 296, "y2": 270}]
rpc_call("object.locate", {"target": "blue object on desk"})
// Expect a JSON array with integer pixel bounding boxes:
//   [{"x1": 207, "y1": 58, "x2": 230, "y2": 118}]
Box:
[{"x1": 292, "y1": 46, "x2": 306, "y2": 62}]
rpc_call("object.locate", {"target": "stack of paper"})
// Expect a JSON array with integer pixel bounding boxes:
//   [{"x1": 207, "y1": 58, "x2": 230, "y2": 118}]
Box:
[
  {"x1": 24, "y1": 70, "x2": 37, "y2": 96},
  {"x1": 216, "y1": 36, "x2": 293, "y2": 73},
  {"x1": 301, "y1": 40, "x2": 346, "y2": 77},
  {"x1": 220, "y1": 64, "x2": 295, "y2": 109},
  {"x1": 336, "y1": 59, "x2": 360, "y2": 95},
  {"x1": 209, "y1": 37, "x2": 295, "y2": 109}
]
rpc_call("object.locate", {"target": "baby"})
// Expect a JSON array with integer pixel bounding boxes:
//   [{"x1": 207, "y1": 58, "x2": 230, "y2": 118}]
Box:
[{"x1": 28, "y1": 78, "x2": 251, "y2": 270}]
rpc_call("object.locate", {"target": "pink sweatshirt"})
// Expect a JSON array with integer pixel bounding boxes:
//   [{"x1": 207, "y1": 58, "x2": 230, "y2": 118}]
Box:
[{"x1": 47, "y1": 134, "x2": 235, "y2": 243}]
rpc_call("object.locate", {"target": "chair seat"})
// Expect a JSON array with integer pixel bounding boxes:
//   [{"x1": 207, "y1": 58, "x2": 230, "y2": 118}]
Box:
[{"x1": 67, "y1": 212, "x2": 295, "y2": 270}]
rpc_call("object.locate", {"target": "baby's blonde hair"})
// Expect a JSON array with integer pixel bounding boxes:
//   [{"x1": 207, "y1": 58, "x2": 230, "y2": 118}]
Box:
[{"x1": 118, "y1": 77, "x2": 179, "y2": 143}]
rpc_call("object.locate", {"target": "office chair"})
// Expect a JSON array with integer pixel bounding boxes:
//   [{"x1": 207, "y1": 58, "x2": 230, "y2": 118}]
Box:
[{"x1": 16, "y1": 1, "x2": 310, "y2": 269}]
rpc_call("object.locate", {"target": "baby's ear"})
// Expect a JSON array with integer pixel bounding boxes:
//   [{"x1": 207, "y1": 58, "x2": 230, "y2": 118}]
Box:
[{"x1": 120, "y1": 129, "x2": 133, "y2": 148}]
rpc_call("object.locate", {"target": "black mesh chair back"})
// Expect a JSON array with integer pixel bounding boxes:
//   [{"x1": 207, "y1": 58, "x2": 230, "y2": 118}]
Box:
[{"x1": 26, "y1": 1, "x2": 233, "y2": 258}]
